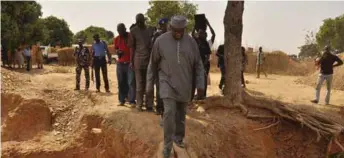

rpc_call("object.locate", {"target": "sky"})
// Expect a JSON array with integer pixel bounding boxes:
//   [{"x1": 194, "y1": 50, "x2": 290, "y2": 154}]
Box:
[{"x1": 39, "y1": 1, "x2": 344, "y2": 55}]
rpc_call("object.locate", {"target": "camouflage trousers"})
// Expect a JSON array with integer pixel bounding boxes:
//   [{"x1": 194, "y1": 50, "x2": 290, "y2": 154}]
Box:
[{"x1": 76, "y1": 65, "x2": 90, "y2": 89}]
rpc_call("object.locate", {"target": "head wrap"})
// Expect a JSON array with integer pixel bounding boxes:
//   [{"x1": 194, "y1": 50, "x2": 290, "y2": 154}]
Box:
[
  {"x1": 170, "y1": 15, "x2": 187, "y2": 29},
  {"x1": 158, "y1": 18, "x2": 169, "y2": 25}
]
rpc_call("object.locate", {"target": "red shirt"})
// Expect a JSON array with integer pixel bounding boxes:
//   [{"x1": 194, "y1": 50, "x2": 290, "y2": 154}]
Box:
[{"x1": 114, "y1": 33, "x2": 131, "y2": 63}]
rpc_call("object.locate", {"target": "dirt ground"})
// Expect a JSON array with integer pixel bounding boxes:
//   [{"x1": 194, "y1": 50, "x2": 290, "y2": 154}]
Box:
[{"x1": 1, "y1": 64, "x2": 344, "y2": 158}]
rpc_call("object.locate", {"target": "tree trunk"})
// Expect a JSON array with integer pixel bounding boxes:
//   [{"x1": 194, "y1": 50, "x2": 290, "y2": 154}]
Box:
[{"x1": 223, "y1": 1, "x2": 244, "y2": 106}]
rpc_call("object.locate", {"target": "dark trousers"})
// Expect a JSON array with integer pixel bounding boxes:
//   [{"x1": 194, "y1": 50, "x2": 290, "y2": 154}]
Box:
[
  {"x1": 162, "y1": 99, "x2": 186, "y2": 157},
  {"x1": 117, "y1": 63, "x2": 135, "y2": 104},
  {"x1": 219, "y1": 66, "x2": 225, "y2": 90},
  {"x1": 76, "y1": 65, "x2": 90, "y2": 89},
  {"x1": 93, "y1": 57, "x2": 109, "y2": 90},
  {"x1": 135, "y1": 68, "x2": 153, "y2": 108},
  {"x1": 25, "y1": 56, "x2": 31, "y2": 71},
  {"x1": 191, "y1": 61, "x2": 209, "y2": 100},
  {"x1": 241, "y1": 70, "x2": 246, "y2": 87},
  {"x1": 155, "y1": 76, "x2": 164, "y2": 114}
]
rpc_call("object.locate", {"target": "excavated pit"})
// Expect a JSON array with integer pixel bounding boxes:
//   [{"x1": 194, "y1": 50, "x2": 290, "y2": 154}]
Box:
[{"x1": 1, "y1": 93, "x2": 52, "y2": 142}]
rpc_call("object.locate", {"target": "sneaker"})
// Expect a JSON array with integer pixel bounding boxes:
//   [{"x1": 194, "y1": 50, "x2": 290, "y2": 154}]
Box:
[
  {"x1": 310, "y1": 100, "x2": 319, "y2": 104},
  {"x1": 174, "y1": 140, "x2": 185, "y2": 148}
]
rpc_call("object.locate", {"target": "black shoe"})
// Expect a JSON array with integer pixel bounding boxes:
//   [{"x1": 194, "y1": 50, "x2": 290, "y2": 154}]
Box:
[
  {"x1": 174, "y1": 140, "x2": 185, "y2": 148},
  {"x1": 310, "y1": 100, "x2": 318, "y2": 104},
  {"x1": 74, "y1": 88, "x2": 80, "y2": 91}
]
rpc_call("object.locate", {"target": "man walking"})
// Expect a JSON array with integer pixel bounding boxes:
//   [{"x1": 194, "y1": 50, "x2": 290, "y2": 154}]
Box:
[
  {"x1": 91, "y1": 34, "x2": 112, "y2": 93},
  {"x1": 114, "y1": 23, "x2": 136, "y2": 106},
  {"x1": 147, "y1": 15, "x2": 205, "y2": 158},
  {"x1": 150, "y1": 17, "x2": 169, "y2": 116},
  {"x1": 129, "y1": 13, "x2": 155, "y2": 111},
  {"x1": 74, "y1": 39, "x2": 91, "y2": 91},
  {"x1": 256, "y1": 47, "x2": 267, "y2": 78},
  {"x1": 311, "y1": 46, "x2": 343, "y2": 105},
  {"x1": 23, "y1": 45, "x2": 31, "y2": 71},
  {"x1": 191, "y1": 18, "x2": 215, "y2": 100}
]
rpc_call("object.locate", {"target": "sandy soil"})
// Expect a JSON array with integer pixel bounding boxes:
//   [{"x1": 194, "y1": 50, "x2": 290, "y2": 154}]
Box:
[{"x1": 208, "y1": 73, "x2": 344, "y2": 107}]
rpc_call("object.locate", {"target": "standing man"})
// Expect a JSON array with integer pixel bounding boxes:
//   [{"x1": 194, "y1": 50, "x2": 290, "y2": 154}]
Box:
[
  {"x1": 150, "y1": 17, "x2": 169, "y2": 116},
  {"x1": 191, "y1": 18, "x2": 215, "y2": 100},
  {"x1": 129, "y1": 13, "x2": 155, "y2": 112},
  {"x1": 311, "y1": 46, "x2": 343, "y2": 105},
  {"x1": 1, "y1": 43, "x2": 9, "y2": 67},
  {"x1": 114, "y1": 23, "x2": 136, "y2": 106},
  {"x1": 216, "y1": 44, "x2": 225, "y2": 94},
  {"x1": 256, "y1": 47, "x2": 267, "y2": 78},
  {"x1": 147, "y1": 15, "x2": 205, "y2": 158},
  {"x1": 91, "y1": 34, "x2": 112, "y2": 93},
  {"x1": 23, "y1": 45, "x2": 31, "y2": 71},
  {"x1": 74, "y1": 38, "x2": 91, "y2": 91}
]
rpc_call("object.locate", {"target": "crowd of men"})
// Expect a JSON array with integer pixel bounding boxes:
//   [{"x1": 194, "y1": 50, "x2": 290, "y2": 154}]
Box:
[{"x1": 1, "y1": 44, "x2": 44, "y2": 71}]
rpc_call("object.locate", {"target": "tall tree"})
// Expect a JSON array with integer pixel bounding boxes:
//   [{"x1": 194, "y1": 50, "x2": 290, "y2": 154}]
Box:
[
  {"x1": 1, "y1": 1, "x2": 43, "y2": 50},
  {"x1": 316, "y1": 14, "x2": 344, "y2": 52},
  {"x1": 41, "y1": 16, "x2": 74, "y2": 47},
  {"x1": 223, "y1": 1, "x2": 245, "y2": 106},
  {"x1": 73, "y1": 26, "x2": 114, "y2": 44},
  {"x1": 298, "y1": 31, "x2": 320, "y2": 58},
  {"x1": 145, "y1": 1, "x2": 198, "y2": 32}
]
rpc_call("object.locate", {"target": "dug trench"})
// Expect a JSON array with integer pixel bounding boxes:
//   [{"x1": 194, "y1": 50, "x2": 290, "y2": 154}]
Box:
[
  {"x1": 2, "y1": 66, "x2": 344, "y2": 158},
  {"x1": 3, "y1": 92, "x2": 344, "y2": 158}
]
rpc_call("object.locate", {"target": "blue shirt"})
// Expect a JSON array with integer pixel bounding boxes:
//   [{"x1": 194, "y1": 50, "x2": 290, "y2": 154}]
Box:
[
  {"x1": 23, "y1": 48, "x2": 31, "y2": 57},
  {"x1": 92, "y1": 41, "x2": 107, "y2": 57}
]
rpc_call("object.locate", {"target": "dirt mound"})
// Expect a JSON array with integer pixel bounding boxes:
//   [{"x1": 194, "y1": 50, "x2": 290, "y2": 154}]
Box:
[
  {"x1": 210, "y1": 51, "x2": 316, "y2": 76},
  {"x1": 1, "y1": 93, "x2": 52, "y2": 141},
  {"x1": 296, "y1": 65, "x2": 344, "y2": 91}
]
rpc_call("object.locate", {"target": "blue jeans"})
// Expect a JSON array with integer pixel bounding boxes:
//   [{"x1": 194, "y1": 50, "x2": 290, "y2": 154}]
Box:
[
  {"x1": 116, "y1": 63, "x2": 135, "y2": 104},
  {"x1": 315, "y1": 73, "x2": 333, "y2": 104}
]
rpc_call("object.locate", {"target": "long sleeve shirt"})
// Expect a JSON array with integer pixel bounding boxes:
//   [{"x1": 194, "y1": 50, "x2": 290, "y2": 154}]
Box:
[{"x1": 146, "y1": 32, "x2": 205, "y2": 102}]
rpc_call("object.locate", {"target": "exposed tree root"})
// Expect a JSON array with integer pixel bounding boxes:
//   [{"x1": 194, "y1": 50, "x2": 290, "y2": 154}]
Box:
[
  {"x1": 241, "y1": 90, "x2": 344, "y2": 141},
  {"x1": 253, "y1": 120, "x2": 280, "y2": 131}
]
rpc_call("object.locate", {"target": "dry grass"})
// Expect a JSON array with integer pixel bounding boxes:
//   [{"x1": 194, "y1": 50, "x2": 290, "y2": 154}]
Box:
[
  {"x1": 56, "y1": 45, "x2": 116, "y2": 66},
  {"x1": 52, "y1": 66, "x2": 71, "y2": 73}
]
